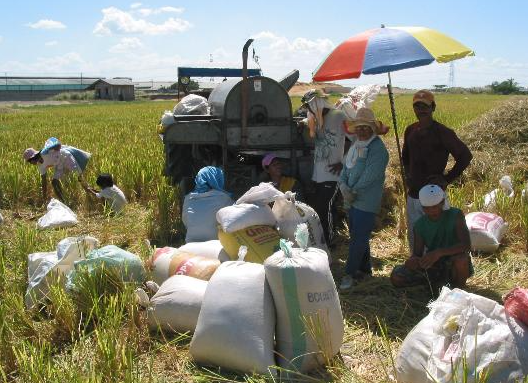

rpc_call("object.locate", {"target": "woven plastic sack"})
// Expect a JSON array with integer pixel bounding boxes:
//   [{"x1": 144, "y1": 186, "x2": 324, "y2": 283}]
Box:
[
  {"x1": 235, "y1": 182, "x2": 285, "y2": 205},
  {"x1": 147, "y1": 275, "x2": 207, "y2": 334},
  {"x1": 25, "y1": 236, "x2": 99, "y2": 309},
  {"x1": 147, "y1": 247, "x2": 220, "y2": 285},
  {"x1": 264, "y1": 227, "x2": 343, "y2": 373},
  {"x1": 396, "y1": 287, "x2": 528, "y2": 383},
  {"x1": 173, "y1": 94, "x2": 209, "y2": 115},
  {"x1": 503, "y1": 287, "x2": 528, "y2": 326},
  {"x1": 190, "y1": 261, "x2": 276, "y2": 376},
  {"x1": 465, "y1": 212, "x2": 508, "y2": 253},
  {"x1": 272, "y1": 191, "x2": 330, "y2": 260},
  {"x1": 160, "y1": 110, "x2": 175, "y2": 127},
  {"x1": 37, "y1": 199, "x2": 78, "y2": 229},
  {"x1": 218, "y1": 225, "x2": 281, "y2": 264},
  {"x1": 216, "y1": 203, "x2": 276, "y2": 233},
  {"x1": 67, "y1": 245, "x2": 145, "y2": 289},
  {"x1": 178, "y1": 240, "x2": 230, "y2": 262}
]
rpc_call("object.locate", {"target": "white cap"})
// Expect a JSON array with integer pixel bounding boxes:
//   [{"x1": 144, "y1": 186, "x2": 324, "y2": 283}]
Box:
[{"x1": 419, "y1": 184, "x2": 445, "y2": 207}]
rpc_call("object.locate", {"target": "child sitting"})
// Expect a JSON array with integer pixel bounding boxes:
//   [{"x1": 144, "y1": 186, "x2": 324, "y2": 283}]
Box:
[
  {"x1": 83, "y1": 173, "x2": 127, "y2": 214},
  {"x1": 390, "y1": 184, "x2": 472, "y2": 290}
]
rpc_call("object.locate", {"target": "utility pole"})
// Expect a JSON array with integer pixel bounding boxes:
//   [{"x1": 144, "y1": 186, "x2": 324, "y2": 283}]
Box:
[{"x1": 448, "y1": 62, "x2": 455, "y2": 89}]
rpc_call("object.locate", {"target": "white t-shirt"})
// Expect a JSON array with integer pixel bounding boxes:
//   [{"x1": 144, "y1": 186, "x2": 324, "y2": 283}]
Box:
[
  {"x1": 312, "y1": 109, "x2": 347, "y2": 183},
  {"x1": 96, "y1": 185, "x2": 127, "y2": 214},
  {"x1": 38, "y1": 148, "x2": 80, "y2": 180}
]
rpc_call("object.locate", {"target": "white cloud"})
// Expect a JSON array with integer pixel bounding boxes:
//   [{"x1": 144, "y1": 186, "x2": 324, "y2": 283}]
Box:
[
  {"x1": 2, "y1": 52, "x2": 93, "y2": 75},
  {"x1": 138, "y1": 6, "x2": 184, "y2": 16},
  {"x1": 252, "y1": 31, "x2": 334, "y2": 56},
  {"x1": 26, "y1": 19, "x2": 66, "y2": 30},
  {"x1": 45, "y1": 40, "x2": 58, "y2": 46},
  {"x1": 130, "y1": 2, "x2": 142, "y2": 8},
  {"x1": 93, "y1": 7, "x2": 191, "y2": 35},
  {"x1": 109, "y1": 37, "x2": 143, "y2": 53}
]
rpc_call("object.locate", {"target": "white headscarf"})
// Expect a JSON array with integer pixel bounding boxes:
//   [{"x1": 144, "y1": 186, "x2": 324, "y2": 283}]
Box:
[{"x1": 344, "y1": 131, "x2": 376, "y2": 169}]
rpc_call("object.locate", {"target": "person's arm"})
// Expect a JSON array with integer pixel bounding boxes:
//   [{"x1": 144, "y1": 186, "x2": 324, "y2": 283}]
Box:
[
  {"x1": 51, "y1": 179, "x2": 65, "y2": 202},
  {"x1": 440, "y1": 127, "x2": 473, "y2": 184},
  {"x1": 81, "y1": 182, "x2": 98, "y2": 197},
  {"x1": 349, "y1": 143, "x2": 389, "y2": 193},
  {"x1": 405, "y1": 228, "x2": 425, "y2": 270},
  {"x1": 419, "y1": 211, "x2": 471, "y2": 269},
  {"x1": 41, "y1": 174, "x2": 48, "y2": 202}
]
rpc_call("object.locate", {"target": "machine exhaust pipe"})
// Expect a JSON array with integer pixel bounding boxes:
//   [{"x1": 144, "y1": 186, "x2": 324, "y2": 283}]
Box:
[{"x1": 241, "y1": 39, "x2": 253, "y2": 148}]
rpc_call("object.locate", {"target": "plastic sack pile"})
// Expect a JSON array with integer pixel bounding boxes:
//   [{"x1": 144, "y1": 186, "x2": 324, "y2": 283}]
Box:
[
  {"x1": 395, "y1": 287, "x2": 528, "y2": 383},
  {"x1": 143, "y1": 223, "x2": 344, "y2": 377},
  {"x1": 25, "y1": 235, "x2": 146, "y2": 310}
]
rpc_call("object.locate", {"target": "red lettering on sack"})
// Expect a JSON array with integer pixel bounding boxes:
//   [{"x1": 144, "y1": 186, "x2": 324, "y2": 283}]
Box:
[{"x1": 175, "y1": 259, "x2": 195, "y2": 275}]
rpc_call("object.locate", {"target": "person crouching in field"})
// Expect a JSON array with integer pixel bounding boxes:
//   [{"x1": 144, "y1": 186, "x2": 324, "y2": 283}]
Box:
[
  {"x1": 82, "y1": 173, "x2": 127, "y2": 215},
  {"x1": 23, "y1": 137, "x2": 91, "y2": 203},
  {"x1": 390, "y1": 184, "x2": 472, "y2": 291}
]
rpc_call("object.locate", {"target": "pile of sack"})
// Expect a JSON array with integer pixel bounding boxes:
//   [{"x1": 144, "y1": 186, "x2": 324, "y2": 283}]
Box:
[
  {"x1": 158, "y1": 94, "x2": 210, "y2": 133},
  {"x1": 143, "y1": 224, "x2": 344, "y2": 377},
  {"x1": 25, "y1": 236, "x2": 145, "y2": 309},
  {"x1": 395, "y1": 287, "x2": 528, "y2": 383}
]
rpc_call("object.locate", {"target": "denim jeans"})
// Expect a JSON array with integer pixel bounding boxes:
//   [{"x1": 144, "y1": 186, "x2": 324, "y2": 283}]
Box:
[{"x1": 345, "y1": 207, "x2": 376, "y2": 276}]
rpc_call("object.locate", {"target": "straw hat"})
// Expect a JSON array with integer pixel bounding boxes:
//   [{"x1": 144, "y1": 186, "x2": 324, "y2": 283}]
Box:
[{"x1": 349, "y1": 108, "x2": 378, "y2": 131}]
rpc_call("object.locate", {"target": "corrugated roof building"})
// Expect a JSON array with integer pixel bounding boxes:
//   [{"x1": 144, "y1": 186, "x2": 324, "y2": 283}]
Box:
[{"x1": 88, "y1": 79, "x2": 135, "y2": 101}]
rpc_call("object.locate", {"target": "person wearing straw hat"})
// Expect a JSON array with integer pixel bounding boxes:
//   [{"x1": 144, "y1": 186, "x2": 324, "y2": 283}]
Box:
[
  {"x1": 338, "y1": 107, "x2": 389, "y2": 290},
  {"x1": 390, "y1": 184, "x2": 472, "y2": 291},
  {"x1": 23, "y1": 137, "x2": 91, "y2": 203},
  {"x1": 402, "y1": 90, "x2": 472, "y2": 250},
  {"x1": 301, "y1": 88, "x2": 349, "y2": 245}
]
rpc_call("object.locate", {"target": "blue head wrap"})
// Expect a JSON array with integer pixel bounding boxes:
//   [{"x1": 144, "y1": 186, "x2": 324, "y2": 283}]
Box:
[
  {"x1": 41, "y1": 137, "x2": 61, "y2": 155},
  {"x1": 193, "y1": 166, "x2": 226, "y2": 193}
]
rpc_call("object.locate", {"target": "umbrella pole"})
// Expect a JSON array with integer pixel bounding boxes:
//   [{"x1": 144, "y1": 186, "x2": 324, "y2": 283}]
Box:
[{"x1": 387, "y1": 72, "x2": 407, "y2": 197}]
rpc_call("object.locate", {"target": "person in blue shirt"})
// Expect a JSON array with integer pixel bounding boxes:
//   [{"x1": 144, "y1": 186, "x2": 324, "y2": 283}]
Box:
[{"x1": 338, "y1": 108, "x2": 389, "y2": 290}]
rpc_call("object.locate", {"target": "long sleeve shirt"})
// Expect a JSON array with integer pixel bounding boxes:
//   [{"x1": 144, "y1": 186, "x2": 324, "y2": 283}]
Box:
[
  {"x1": 402, "y1": 121, "x2": 472, "y2": 198},
  {"x1": 339, "y1": 137, "x2": 389, "y2": 214}
]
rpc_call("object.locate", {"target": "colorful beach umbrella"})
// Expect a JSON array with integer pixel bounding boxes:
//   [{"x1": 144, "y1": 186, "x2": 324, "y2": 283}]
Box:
[
  {"x1": 312, "y1": 26, "x2": 474, "y2": 195},
  {"x1": 313, "y1": 26, "x2": 474, "y2": 81}
]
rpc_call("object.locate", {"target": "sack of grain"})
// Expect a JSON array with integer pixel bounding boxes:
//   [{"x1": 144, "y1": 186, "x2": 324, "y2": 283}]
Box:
[
  {"x1": 264, "y1": 225, "x2": 343, "y2": 372},
  {"x1": 178, "y1": 240, "x2": 230, "y2": 262},
  {"x1": 190, "y1": 261, "x2": 276, "y2": 376},
  {"x1": 465, "y1": 212, "x2": 508, "y2": 253},
  {"x1": 218, "y1": 225, "x2": 281, "y2": 264},
  {"x1": 272, "y1": 192, "x2": 330, "y2": 258},
  {"x1": 396, "y1": 287, "x2": 528, "y2": 383},
  {"x1": 216, "y1": 203, "x2": 276, "y2": 233},
  {"x1": 147, "y1": 247, "x2": 220, "y2": 285},
  {"x1": 147, "y1": 275, "x2": 207, "y2": 334}
]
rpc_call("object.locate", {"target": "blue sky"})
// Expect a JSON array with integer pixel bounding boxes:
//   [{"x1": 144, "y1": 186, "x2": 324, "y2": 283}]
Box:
[{"x1": 1, "y1": 0, "x2": 527, "y2": 88}]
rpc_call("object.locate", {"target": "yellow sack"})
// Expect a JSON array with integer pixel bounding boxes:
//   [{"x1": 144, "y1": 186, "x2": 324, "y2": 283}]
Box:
[{"x1": 218, "y1": 225, "x2": 281, "y2": 264}]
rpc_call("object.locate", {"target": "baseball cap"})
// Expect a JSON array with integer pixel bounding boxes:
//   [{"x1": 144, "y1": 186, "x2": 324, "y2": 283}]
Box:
[
  {"x1": 419, "y1": 184, "x2": 445, "y2": 207},
  {"x1": 23, "y1": 148, "x2": 39, "y2": 161},
  {"x1": 261, "y1": 153, "x2": 278, "y2": 169},
  {"x1": 413, "y1": 89, "x2": 435, "y2": 106}
]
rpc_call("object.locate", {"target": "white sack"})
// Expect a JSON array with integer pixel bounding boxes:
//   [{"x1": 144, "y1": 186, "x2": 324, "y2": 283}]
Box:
[
  {"x1": 147, "y1": 275, "x2": 207, "y2": 334},
  {"x1": 160, "y1": 110, "x2": 175, "y2": 127},
  {"x1": 396, "y1": 287, "x2": 528, "y2": 383},
  {"x1": 465, "y1": 212, "x2": 508, "y2": 253},
  {"x1": 483, "y1": 175, "x2": 514, "y2": 209},
  {"x1": 173, "y1": 94, "x2": 209, "y2": 115},
  {"x1": 190, "y1": 261, "x2": 276, "y2": 376},
  {"x1": 216, "y1": 203, "x2": 276, "y2": 233},
  {"x1": 25, "y1": 236, "x2": 99, "y2": 309},
  {"x1": 178, "y1": 240, "x2": 230, "y2": 262},
  {"x1": 272, "y1": 192, "x2": 330, "y2": 257},
  {"x1": 236, "y1": 182, "x2": 285, "y2": 205},
  {"x1": 37, "y1": 199, "x2": 78, "y2": 229},
  {"x1": 264, "y1": 244, "x2": 343, "y2": 372}
]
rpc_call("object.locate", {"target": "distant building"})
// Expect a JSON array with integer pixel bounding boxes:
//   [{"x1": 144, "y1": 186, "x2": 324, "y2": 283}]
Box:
[
  {"x1": 88, "y1": 79, "x2": 135, "y2": 101},
  {"x1": 0, "y1": 76, "x2": 100, "y2": 101}
]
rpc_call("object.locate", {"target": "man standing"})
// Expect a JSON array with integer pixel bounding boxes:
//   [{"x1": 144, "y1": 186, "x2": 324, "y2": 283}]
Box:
[
  {"x1": 301, "y1": 89, "x2": 348, "y2": 245},
  {"x1": 402, "y1": 90, "x2": 472, "y2": 249}
]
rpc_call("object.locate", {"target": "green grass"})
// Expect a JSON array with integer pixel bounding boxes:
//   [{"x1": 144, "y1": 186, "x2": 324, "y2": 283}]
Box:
[{"x1": 1, "y1": 94, "x2": 527, "y2": 382}]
